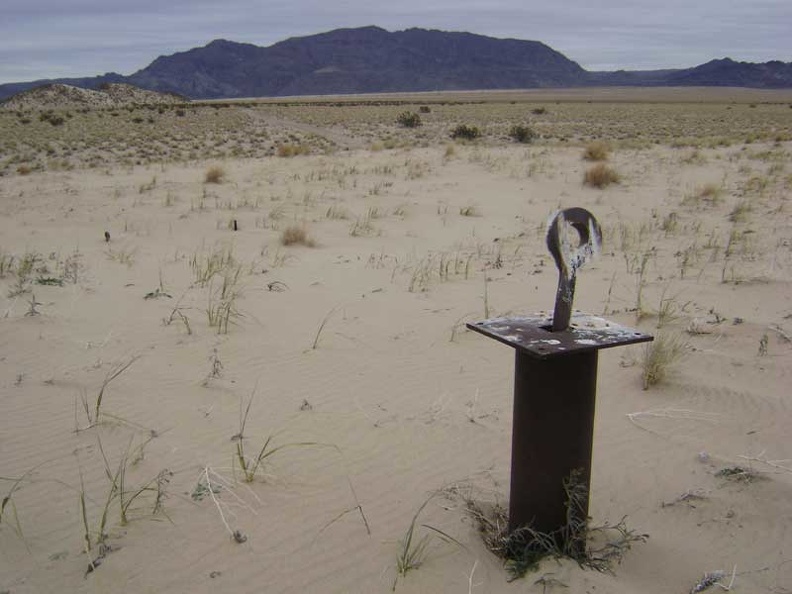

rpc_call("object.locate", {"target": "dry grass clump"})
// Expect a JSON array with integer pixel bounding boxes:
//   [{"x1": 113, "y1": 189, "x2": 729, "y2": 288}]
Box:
[
  {"x1": 583, "y1": 141, "x2": 610, "y2": 161},
  {"x1": 277, "y1": 143, "x2": 311, "y2": 158},
  {"x1": 459, "y1": 205, "x2": 481, "y2": 217},
  {"x1": 445, "y1": 472, "x2": 647, "y2": 581},
  {"x1": 641, "y1": 333, "x2": 687, "y2": 389},
  {"x1": 583, "y1": 163, "x2": 620, "y2": 188},
  {"x1": 393, "y1": 494, "x2": 464, "y2": 590},
  {"x1": 280, "y1": 224, "x2": 315, "y2": 247},
  {"x1": 204, "y1": 165, "x2": 226, "y2": 184},
  {"x1": 684, "y1": 183, "x2": 723, "y2": 206}
]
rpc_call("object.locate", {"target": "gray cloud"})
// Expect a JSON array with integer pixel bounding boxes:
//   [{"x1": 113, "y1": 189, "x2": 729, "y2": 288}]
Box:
[{"x1": 1, "y1": 0, "x2": 790, "y2": 83}]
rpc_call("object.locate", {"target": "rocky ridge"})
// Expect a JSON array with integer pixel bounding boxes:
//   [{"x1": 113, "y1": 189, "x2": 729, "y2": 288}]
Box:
[{"x1": 1, "y1": 82, "x2": 185, "y2": 110}]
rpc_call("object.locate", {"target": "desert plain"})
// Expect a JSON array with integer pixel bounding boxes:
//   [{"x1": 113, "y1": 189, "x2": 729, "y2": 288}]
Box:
[{"x1": 1, "y1": 87, "x2": 792, "y2": 593}]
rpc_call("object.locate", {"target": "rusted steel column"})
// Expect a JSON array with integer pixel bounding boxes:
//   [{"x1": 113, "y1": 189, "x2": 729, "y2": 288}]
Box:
[
  {"x1": 510, "y1": 349, "x2": 598, "y2": 535},
  {"x1": 468, "y1": 207, "x2": 652, "y2": 548}
]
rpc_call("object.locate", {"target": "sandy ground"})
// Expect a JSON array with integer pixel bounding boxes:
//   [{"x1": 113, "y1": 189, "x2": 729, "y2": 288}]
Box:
[{"x1": 1, "y1": 128, "x2": 791, "y2": 594}]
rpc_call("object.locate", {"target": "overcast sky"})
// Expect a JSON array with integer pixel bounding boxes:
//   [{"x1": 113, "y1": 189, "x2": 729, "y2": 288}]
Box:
[{"x1": 1, "y1": 0, "x2": 790, "y2": 84}]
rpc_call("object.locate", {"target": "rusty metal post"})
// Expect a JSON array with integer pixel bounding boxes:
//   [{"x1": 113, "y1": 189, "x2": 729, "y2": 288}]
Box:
[
  {"x1": 468, "y1": 208, "x2": 652, "y2": 547},
  {"x1": 511, "y1": 349, "x2": 598, "y2": 536}
]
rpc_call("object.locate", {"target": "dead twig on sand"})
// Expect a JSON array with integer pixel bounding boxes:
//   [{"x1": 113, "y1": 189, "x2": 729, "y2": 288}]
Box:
[
  {"x1": 768, "y1": 324, "x2": 791, "y2": 344},
  {"x1": 626, "y1": 408, "x2": 720, "y2": 436},
  {"x1": 690, "y1": 565, "x2": 736, "y2": 593},
  {"x1": 199, "y1": 467, "x2": 257, "y2": 543},
  {"x1": 738, "y1": 450, "x2": 792, "y2": 474}
]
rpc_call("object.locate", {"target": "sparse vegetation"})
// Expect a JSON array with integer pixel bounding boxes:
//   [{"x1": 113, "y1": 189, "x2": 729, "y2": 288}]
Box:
[
  {"x1": 280, "y1": 224, "x2": 315, "y2": 247},
  {"x1": 204, "y1": 165, "x2": 226, "y2": 184},
  {"x1": 0, "y1": 87, "x2": 789, "y2": 593},
  {"x1": 191, "y1": 244, "x2": 236, "y2": 287},
  {"x1": 79, "y1": 435, "x2": 171, "y2": 571},
  {"x1": 1, "y1": 467, "x2": 37, "y2": 539},
  {"x1": 583, "y1": 141, "x2": 609, "y2": 161},
  {"x1": 451, "y1": 124, "x2": 481, "y2": 141},
  {"x1": 277, "y1": 143, "x2": 311, "y2": 157},
  {"x1": 393, "y1": 494, "x2": 464, "y2": 590},
  {"x1": 233, "y1": 391, "x2": 324, "y2": 483},
  {"x1": 76, "y1": 356, "x2": 140, "y2": 430},
  {"x1": 446, "y1": 471, "x2": 647, "y2": 581},
  {"x1": 583, "y1": 163, "x2": 620, "y2": 188},
  {"x1": 641, "y1": 333, "x2": 686, "y2": 389},
  {"x1": 396, "y1": 111, "x2": 422, "y2": 128},
  {"x1": 508, "y1": 124, "x2": 536, "y2": 144},
  {"x1": 683, "y1": 182, "x2": 723, "y2": 206}
]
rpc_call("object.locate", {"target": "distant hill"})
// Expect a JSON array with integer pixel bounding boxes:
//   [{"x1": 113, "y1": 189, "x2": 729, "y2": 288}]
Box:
[
  {"x1": 0, "y1": 83, "x2": 185, "y2": 110},
  {"x1": 664, "y1": 58, "x2": 792, "y2": 88},
  {"x1": 1, "y1": 27, "x2": 790, "y2": 103},
  {"x1": 123, "y1": 27, "x2": 586, "y2": 99},
  {"x1": 587, "y1": 58, "x2": 792, "y2": 88}
]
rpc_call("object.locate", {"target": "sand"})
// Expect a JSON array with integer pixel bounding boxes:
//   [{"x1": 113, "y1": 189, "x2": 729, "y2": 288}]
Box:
[{"x1": 1, "y1": 95, "x2": 791, "y2": 593}]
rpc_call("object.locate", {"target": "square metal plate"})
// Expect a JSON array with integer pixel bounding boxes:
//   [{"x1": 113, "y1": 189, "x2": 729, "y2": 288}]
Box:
[{"x1": 467, "y1": 311, "x2": 653, "y2": 359}]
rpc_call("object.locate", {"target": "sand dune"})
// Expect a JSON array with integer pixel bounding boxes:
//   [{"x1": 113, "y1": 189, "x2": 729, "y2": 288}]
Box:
[{"x1": 1, "y1": 96, "x2": 791, "y2": 593}]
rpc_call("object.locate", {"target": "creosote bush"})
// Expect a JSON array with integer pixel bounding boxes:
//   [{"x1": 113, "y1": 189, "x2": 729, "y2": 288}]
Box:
[
  {"x1": 583, "y1": 141, "x2": 610, "y2": 161},
  {"x1": 396, "y1": 111, "x2": 422, "y2": 128},
  {"x1": 583, "y1": 163, "x2": 620, "y2": 188},
  {"x1": 508, "y1": 125, "x2": 536, "y2": 144},
  {"x1": 204, "y1": 165, "x2": 226, "y2": 184},
  {"x1": 451, "y1": 124, "x2": 481, "y2": 141},
  {"x1": 280, "y1": 224, "x2": 315, "y2": 247}
]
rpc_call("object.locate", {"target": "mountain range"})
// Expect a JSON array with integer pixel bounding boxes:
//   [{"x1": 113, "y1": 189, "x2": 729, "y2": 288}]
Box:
[{"x1": 1, "y1": 26, "x2": 790, "y2": 102}]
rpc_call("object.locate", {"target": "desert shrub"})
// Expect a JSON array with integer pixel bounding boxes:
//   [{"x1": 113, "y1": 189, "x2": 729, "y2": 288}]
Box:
[
  {"x1": 419, "y1": 105, "x2": 431, "y2": 113},
  {"x1": 583, "y1": 141, "x2": 610, "y2": 161},
  {"x1": 396, "y1": 111, "x2": 422, "y2": 128},
  {"x1": 175, "y1": 109, "x2": 186, "y2": 117},
  {"x1": 204, "y1": 165, "x2": 226, "y2": 184},
  {"x1": 280, "y1": 224, "x2": 315, "y2": 247},
  {"x1": 532, "y1": 107, "x2": 547, "y2": 115},
  {"x1": 451, "y1": 124, "x2": 481, "y2": 141},
  {"x1": 277, "y1": 144, "x2": 310, "y2": 157},
  {"x1": 583, "y1": 163, "x2": 620, "y2": 188},
  {"x1": 39, "y1": 112, "x2": 65, "y2": 126},
  {"x1": 509, "y1": 125, "x2": 536, "y2": 144}
]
